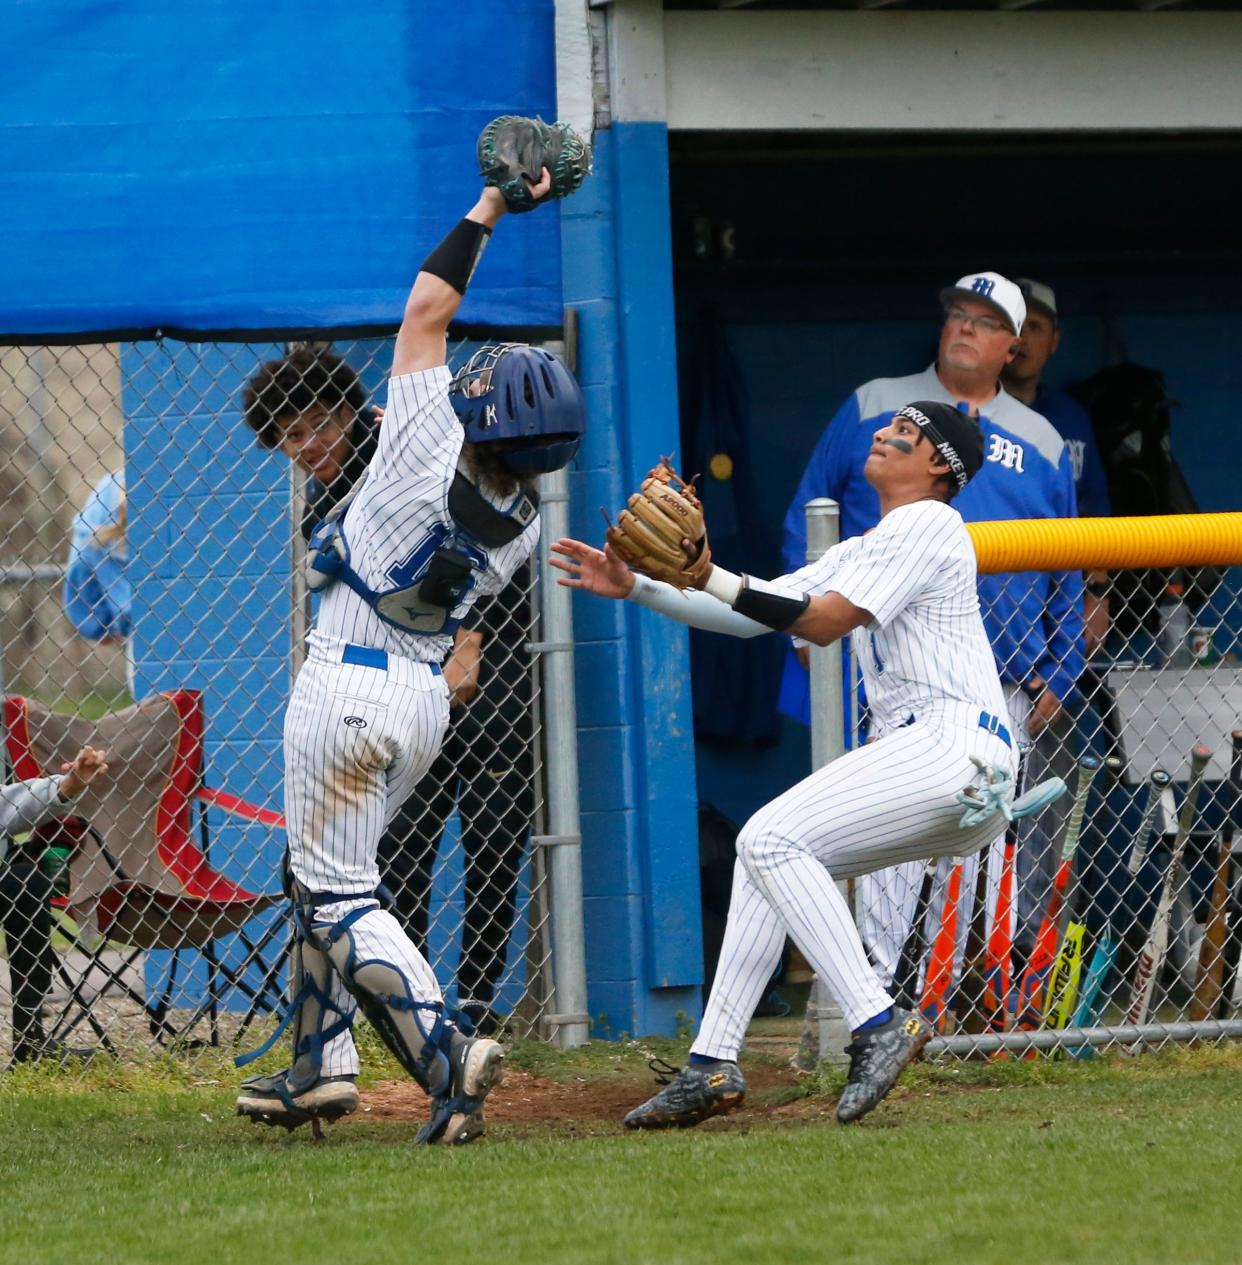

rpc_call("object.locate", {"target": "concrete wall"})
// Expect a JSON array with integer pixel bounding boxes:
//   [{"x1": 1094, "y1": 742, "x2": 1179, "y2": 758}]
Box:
[{"x1": 664, "y1": 11, "x2": 1242, "y2": 132}]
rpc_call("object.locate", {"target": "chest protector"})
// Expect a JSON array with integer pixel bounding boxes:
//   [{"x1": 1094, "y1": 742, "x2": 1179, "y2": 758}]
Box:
[{"x1": 306, "y1": 460, "x2": 538, "y2": 636}]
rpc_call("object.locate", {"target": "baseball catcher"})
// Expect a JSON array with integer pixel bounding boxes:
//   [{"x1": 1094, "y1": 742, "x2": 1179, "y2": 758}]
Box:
[{"x1": 234, "y1": 116, "x2": 588, "y2": 1144}]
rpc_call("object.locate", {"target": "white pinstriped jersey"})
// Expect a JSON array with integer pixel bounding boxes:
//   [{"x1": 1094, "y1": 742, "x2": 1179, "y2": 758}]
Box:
[
  {"x1": 310, "y1": 365, "x2": 540, "y2": 663},
  {"x1": 782, "y1": 499, "x2": 1007, "y2": 734}
]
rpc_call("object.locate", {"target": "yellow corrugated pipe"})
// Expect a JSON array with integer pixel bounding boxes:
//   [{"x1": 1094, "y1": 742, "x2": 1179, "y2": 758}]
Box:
[{"x1": 966, "y1": 513, "x2": 1242, "y2": 575}]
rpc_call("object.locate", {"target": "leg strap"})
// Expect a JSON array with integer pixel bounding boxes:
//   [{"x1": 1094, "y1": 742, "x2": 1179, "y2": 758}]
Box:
[
  {"x1": 315, "y1": 902, "x2": 453, "y2": 1095},
  {"x1": 234, "y1": 906, "x2": 353, "y2": 1076}
]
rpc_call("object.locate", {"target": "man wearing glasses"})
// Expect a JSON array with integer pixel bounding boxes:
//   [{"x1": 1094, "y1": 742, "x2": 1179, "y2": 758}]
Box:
[{"x1": 781, "y1": 270, "x2": 1083, "y2": 1006}]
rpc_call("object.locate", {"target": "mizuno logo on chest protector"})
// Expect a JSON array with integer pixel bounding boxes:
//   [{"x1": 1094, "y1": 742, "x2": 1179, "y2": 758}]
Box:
[{"x1": 986, "y1": 435, "x2": 1025, "y2": 473}]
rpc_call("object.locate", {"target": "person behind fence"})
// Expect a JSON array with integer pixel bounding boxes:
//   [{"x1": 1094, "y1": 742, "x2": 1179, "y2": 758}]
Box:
[
  {"x1": 1, "y1": 745, "x2": 110, "y2": 1067},
  {"x1": 552, "y1": 402, "x2": 1037, "y2": 1127},
  {"x1": 1001, "y1": 277, "x2": 1116, "y2": 961},
  {"x1": 242, "y1": 349, "x2": 505, "y2": 976},
  {"x1": 780, "y1": 271, "x2": 1083, "y2": 1007},
  {"x1": 392, "y1": 569, "x2": 535, "y2": 1037},
  {"x1": 233, "y1": 122, "x2": 587, "y2": 1144},
  {"x1": 63, "y1": 471, "x2": 130, "y2": 643}
]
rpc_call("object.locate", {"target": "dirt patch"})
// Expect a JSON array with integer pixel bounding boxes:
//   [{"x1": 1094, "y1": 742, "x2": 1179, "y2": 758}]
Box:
[{"x1": 357, "y1": 1059, "x2": 833, "y2": 1135}]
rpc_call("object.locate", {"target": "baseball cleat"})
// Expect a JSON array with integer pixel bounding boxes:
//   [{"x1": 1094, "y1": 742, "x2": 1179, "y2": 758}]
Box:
[
  {"x1": 622, "y1": 1057, "x2": 746, "y2": 1130},
  {"x1": 415, "y1": 1033, "x2": 506, "y2": 1145},
  {"x1": 835, "y1": 1009, "x2": 931, "y2": 1124},
  {"x1": 235, "y1": 1071, "x2": 359, "y2": 1133}
]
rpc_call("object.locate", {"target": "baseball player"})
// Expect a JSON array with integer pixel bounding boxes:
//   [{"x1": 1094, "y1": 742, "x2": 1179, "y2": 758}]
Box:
[
  {"x1": 242, "y1": 346, "x2": 510, "y2": 994},
  {"x1": 235, "y1": 145, "x2": 586, "y2": 1143},
  {"x1": 553, "y1": 401, "x2": 1018, "y2": 1126},
  {"x1": 781, "y1": 271, "x2": 1083, "y2": 992}
]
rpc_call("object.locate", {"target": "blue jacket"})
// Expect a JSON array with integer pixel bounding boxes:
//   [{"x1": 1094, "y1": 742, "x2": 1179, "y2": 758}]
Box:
[
  {"x1": 63, "y1": 471, "x2": 131, "y2": 642},
  {"x1": 780, "y1": 364, "x2": 1084, "y2": 725},
  {"x1": 1031, "y1": 387, "x2": 1111, "y2": 518}
]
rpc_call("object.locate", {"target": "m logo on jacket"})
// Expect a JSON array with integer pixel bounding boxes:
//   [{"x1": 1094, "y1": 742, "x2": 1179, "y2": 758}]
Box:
[{"x1": 987, "y1": 434, "x2": 1025, "y2": 473}]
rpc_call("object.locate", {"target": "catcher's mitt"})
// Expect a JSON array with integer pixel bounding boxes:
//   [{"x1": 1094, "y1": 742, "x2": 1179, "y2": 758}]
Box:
[
  {"x1": 477, "y1": 115, "x2": 592, "y2": 213},
  {"x1": 606, "y1": 459, "x2": 712, "y2": 590}
]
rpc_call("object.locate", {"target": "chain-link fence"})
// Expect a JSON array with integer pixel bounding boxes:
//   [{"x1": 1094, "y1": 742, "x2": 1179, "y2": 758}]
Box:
[
  {"x1": 0, "y1": 335, "x2": 582, "y2": 1071},
  {"x1": 805, "y1": 499, "x2": 1242, "y2": 1059}
]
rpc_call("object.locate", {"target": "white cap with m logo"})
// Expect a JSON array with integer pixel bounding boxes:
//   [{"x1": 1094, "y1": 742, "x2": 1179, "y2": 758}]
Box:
[{"x1": 939, "y1": 271, "x2": 1027, "y2": 336}]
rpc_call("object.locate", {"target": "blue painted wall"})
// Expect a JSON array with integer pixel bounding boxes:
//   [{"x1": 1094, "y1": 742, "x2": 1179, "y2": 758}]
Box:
[
  {"x1": 0, "y1": 0, "x2": 560, "y2": 335},
  {"x1": 563, "y1": 123, "x2": 704, "y2": 1038}
]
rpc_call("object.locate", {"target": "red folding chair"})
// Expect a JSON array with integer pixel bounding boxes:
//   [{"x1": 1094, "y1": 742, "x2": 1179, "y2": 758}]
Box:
[{"x1": 3, "y1": 690, "x2": 286, "y2": 1054}]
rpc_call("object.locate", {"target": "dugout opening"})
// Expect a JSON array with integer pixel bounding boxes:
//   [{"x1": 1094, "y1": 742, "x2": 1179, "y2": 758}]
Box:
[{"x1": 668, "y1": 128, "x2": 1242, "y2": 831}]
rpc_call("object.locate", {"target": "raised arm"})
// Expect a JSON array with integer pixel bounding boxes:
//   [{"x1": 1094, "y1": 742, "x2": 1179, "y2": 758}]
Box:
[{"x1": 392, "y1": 171, "x2": 552, "y2": 378}]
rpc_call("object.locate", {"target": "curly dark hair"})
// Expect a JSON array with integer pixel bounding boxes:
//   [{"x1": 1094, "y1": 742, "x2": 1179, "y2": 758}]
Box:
[{"x1": 242, "y1": 346, "x2": 366, "y2": 449}]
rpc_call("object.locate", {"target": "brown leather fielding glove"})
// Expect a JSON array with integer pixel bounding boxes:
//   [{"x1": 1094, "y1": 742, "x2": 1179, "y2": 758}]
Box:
[{"x1": 605, "y1": 459, "x2": 712, "y2": 590}]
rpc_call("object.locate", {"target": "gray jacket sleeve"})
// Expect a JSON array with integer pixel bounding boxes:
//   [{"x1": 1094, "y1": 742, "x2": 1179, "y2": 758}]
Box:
[{"x1": 0, "y1": 776, "x2": 71, "y2": 840}]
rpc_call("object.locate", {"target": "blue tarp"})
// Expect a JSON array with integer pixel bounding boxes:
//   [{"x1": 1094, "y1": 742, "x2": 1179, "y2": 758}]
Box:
[{"x1": 0, "y1": 1, "x2": 559, "y2": 335}]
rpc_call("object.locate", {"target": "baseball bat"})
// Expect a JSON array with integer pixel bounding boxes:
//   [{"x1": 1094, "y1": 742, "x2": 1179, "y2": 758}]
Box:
[
  {"x1": 1191, "y1": 729, "x2": 1242, "y2": 1020},
  {"x1": 1044, "y1": 755, "x2": 1123, "y2": 1031},
  {"x1": 1015, "y1": 754, "x2": 1103, "y2": 1028},
  {"x1": 1127, "y1": 768, "x2": 1174, "y2": 876},
  {"x1": 955, "y1": 846, "x2": 992, "y2": 1033},
  {"x1": 1067, "y1": 765, "x2": 1173, "y2": 1058},
  {"x1": 891, "y1": 859, "x2": 936, "y2": 1010},
  {"x1": 1222, "y1": 767, "x2": 1242, "y2": 1018},
  {"x1": 982, "y1": 832, "x2": 1016, "y2": 1034},
  {"x1": 920, "y1": 858, "x2": 964, "y2": 1034},
  {"x1": 1067, "y1": 935, "x2": 1120, "y2": 1059},
  {"x1": 1125, "y1": 744, "x2": 1213, "y2": 1032},
  {"x1": 1043, "y1": 922, "x2": 1086, "y2": 1031}
]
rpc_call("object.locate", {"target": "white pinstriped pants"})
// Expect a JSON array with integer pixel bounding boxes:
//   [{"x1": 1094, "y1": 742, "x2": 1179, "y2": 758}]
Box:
[
  {"x1": 283, "y1": 650, "x2": 451, "y2": 1077},
  {"x1": 858, "y1": 687, "x2": 1033, "y2": 989},
  {"x1": 692, "y1": 704, "x2": 1016, "y2": 1059}
]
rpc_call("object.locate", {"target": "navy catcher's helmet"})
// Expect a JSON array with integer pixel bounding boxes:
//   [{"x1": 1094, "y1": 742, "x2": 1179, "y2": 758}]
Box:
[{"x1": 449, "y1": 344, "x2": 585, "y2": 475}]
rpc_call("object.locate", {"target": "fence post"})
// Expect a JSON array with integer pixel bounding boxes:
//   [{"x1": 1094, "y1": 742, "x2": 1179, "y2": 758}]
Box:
[
  {"x1": 532, "y1": 465, "x2": 590, "y2": 1048},
  {"x1": 802, "y1": 497, "x2": 853, "y2": 1067}
]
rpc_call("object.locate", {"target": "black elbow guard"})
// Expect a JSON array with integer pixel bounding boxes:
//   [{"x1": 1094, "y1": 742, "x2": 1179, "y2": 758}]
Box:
[
  {"x1": 732, "y1": 576, "x2": 810, "y2": 632},
  {"x1": 421, "y1": 218, "x2": 492, "y2": 295}
]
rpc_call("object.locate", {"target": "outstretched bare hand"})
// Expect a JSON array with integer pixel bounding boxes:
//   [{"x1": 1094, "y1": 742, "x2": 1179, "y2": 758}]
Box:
[
  {"x1": 59, "y1": 745, "x2": 109, "y2": 800},
  {"x1": 550, "y1": 538, "x2": 635, "y2": 599}
]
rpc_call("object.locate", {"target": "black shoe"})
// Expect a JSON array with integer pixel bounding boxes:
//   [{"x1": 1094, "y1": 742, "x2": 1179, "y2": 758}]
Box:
[
  {"x1": 836, "y1": 1009, "x2": 931, "y2": 1124},
  {"x1": 236, "y1": 1071, "x2": 359, "y2": 1132},
  {"x1": 623, "y1": 1057, "x2": 746, "y2": 1130},
  {"x1": 458, "y1": 1001, "x2": 509, "y2": 1039},
  {"x1": 415, "y1": 1033, "x2": 506, "y2": 1146}
]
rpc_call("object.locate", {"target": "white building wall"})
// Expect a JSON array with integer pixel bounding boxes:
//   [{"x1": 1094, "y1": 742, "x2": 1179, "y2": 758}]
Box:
[{"x1": 663, "y1": 12, "x2": 1242, "y2": 132}]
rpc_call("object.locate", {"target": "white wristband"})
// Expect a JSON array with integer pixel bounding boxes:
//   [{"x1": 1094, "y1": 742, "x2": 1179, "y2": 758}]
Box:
[{"x1": 704, "y1": 566, "x2": 743, "y2": 607}]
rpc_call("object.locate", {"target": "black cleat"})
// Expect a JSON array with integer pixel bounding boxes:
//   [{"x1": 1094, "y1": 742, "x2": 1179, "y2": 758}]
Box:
[
  {"x1": 623, "y1": 1058, "x2": 746, "y2": 1130},
  {"x1": 415, "y1": 1033, "x2": 506, "y2": 1146},
  {"x1": 836, "y1": 1009, "x2": 931, "y2": 1124},
  {"x1": 236, "y1": 1071, "x2": 359, "y2": 1133}
]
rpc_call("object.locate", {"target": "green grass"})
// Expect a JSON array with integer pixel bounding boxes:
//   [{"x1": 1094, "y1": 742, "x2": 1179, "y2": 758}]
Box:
[{"x1": 2, "y1": 1048, "x2": 1240, "y2": 1265}]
